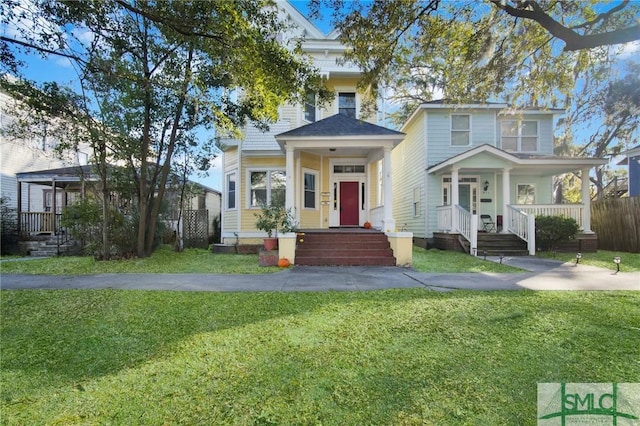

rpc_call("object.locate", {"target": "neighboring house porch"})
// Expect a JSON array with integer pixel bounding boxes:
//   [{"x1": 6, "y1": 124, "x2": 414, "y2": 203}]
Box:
[{"x1": 428, "y1": 145, "x2": 607, "y2": 255}]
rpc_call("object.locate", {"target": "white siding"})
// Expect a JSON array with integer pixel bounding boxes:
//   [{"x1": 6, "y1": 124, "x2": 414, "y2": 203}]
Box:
[{"x1": 392, "y1": 111, "x2": 427, "y2": 237}]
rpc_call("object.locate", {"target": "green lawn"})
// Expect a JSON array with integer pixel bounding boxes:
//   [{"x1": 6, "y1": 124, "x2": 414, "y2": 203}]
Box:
[
  {"x1": 0, "y1": 245, "x2": 280, "y2": 275},
  {"x1": 537, "y1": 249, "x2": 640, "y2": 272},
  {"x1": 1, "y1": 290, "x2": 638, "y2": 424},
  {"x1": 0, "y1": 245, "x2": 523, "y2": 275}
]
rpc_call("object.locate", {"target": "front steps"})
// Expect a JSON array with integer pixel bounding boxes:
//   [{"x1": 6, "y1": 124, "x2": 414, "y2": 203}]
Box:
[
  {"x1": 476, "y1": 232, "x2": 529, "y2": 256},
  {"x1": 295, "y1": 230, "x2": 396, "y2": 266},
  {"x1": 19, "y1": 235, "x2": 79, "y2": 257}
]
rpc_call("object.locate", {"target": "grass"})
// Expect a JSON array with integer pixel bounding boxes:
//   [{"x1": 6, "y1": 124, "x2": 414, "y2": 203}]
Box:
[
  {"x1": 537, "y1": 249, "x2": 640, "y2": 272},
  {"x1": 412, "y1": 247, "x2": 523, "y2": 273},
  {"x1": 1, "y1": 289, "x2": 638, "y2": 424},
  {"x1": 0, "y1": 245, "x2": 280, "y2": 275},
  {"x1": 1, "y1": 245, "x2": 523, "y2": 275}
]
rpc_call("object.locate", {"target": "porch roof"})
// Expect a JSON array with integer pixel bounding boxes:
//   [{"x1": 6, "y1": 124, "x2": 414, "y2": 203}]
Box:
[
  {"x1": 427, "y1": 144, "x2": 607, "y2": 175},
  {"x1": 275, "y1": 113, "x2": 405, "y2": 156},
  {"x1": 16, "y1": 165, "x2": 100, "y2": 184}
]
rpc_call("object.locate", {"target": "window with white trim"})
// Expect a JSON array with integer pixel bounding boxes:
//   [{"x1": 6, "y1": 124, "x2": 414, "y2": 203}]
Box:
[
  {"x1": 338, "y1": 92, "x2": 356, "y2": 118},
  {"x1": 516, "y1": 183, "x2": 535, "y2": 204},
  {"x1": 226, "y1": 172, "x2": 236, "y2": 210},
  {"x1": 249, "y1": 170, "x2": 286, "y2": 208},
  {"x1": 501, "y1": 120, "x2": 538, "y2": 152},
  {"x1": 413, "y1": 187, "x2": 421, "y2": 217},
  {"x1": 451, "y1": 114, "x2": 470, "y2": 146},
  {"x1": 304, "y1": 91, "x2": 316, "y2": 122},
  {"x1": 303, "y1": 171, "x2": 317, "y2": 209}
]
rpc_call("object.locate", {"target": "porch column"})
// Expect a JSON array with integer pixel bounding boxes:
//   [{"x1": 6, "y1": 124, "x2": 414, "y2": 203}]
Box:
[
  {"x1": 51, "y1": 178, "x2": 57, "y2": 235},
  {"x1": 285, "y1": 145, "x2": 294, "y2": 212},
  {"x1": 451, "y1": 168, "x2": 459, "y2": 231},
  {"x1": 382, "y1": 146, "x2": 395, "y2": 233},
  {"x1": 16, "y1": 181, "x2": 22, "y2": 235},
  {"x1": 501, "y1": 168, "x2": 510, "y2": 233},
  {"x1": 581, "y1": 167, "x2": 593, "y2": 233}
]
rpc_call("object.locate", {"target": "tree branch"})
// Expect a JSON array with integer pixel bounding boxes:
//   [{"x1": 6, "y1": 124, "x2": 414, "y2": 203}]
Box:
[
  {"x1": 0, "y1": 36, "x2": 86, "y2": 63},
  {"x1": 488, "y1": 0, "x2": 640, "y2": 51}
]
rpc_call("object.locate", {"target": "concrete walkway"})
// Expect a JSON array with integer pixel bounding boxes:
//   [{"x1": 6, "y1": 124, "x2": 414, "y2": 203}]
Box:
[{"x1": 1, "y1": 256, "x2": 638, "y2": 291}]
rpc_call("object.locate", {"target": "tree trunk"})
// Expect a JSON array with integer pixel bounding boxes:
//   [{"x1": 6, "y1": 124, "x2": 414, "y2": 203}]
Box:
[{"x1": 143, "y1": 47, "x2": 194, "y2": 256}]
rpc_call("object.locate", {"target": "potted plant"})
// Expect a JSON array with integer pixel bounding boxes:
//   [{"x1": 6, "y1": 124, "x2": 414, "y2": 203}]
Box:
[{"x1": 254, "y1": 201, "x2": 297, "y2": 250}]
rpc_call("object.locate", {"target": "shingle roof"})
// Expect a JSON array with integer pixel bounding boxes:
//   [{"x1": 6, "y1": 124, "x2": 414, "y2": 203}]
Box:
[{"x1": 276, "y1": 113, "x2": 404, "y2": 138}]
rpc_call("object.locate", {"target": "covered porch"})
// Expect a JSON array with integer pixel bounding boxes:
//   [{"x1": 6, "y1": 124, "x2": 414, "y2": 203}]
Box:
[
  {"x1": 275, "y1": 113, "x2": 406, "y2": 233},
  {"x1": 15, "y1": 165, "x2": 99, "y2": 237},
  {"x1": 429, "y1": 145, "x2": 606, "y2": 255}
]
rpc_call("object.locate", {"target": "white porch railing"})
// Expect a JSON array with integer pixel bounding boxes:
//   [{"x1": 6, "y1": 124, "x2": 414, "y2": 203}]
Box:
[
  {"x1": 455, "y1": 205, "x2": 478, "y2": 256},
  {"x1": 436, "y1": 205, "x2": 453, "y2": 231},
  {"x1": 370, "y1": 206, "x2": 384, "y2": 230},
  {"x1": 516, "y1": 204, "x2": 584, "y2": 230},
  {"x1": 508, "y1": 205, "x2": 536, "y2": 255}
]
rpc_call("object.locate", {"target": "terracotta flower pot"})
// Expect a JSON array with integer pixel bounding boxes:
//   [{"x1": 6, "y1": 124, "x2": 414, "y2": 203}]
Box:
[{"x1": 263, "y1": 237, "x2": 278, "y2": 251}]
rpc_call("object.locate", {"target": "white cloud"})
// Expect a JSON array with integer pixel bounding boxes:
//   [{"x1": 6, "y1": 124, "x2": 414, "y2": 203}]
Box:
[{"x1": 618, "y1": 40, "x2": 640, "y2": 59}]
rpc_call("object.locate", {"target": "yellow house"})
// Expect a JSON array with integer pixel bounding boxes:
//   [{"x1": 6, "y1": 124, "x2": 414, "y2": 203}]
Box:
[{"x1": 220, "y1": 2, "x2": 412, "y2": 266}]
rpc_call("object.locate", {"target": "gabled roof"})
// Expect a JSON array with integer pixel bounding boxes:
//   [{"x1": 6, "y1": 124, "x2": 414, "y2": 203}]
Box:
[
  {"x1": 276, "y1": 113, "x2": 405, "y2": 139},
  {"x1": 427, "y1": 144, "x2": 606, "y2": 175}
]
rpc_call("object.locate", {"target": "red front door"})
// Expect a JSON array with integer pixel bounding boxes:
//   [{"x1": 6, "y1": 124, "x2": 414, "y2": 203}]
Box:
[{"x1": 340, "y1": 181, "x2": 359, "y2": 226}]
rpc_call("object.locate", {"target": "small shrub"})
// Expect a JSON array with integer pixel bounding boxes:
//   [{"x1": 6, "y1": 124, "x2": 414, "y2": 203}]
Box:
[
  {"x1": 0, "y1": 196, "x2": 19, "y2": 254},
  {"x1": 535, "y1": 215, "x2": 579, "y2": 251}
]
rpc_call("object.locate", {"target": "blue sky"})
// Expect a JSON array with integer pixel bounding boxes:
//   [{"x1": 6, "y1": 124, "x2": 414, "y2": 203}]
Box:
[{"x1": 2, "y1": 1, "x2": 638, "y2": 190}]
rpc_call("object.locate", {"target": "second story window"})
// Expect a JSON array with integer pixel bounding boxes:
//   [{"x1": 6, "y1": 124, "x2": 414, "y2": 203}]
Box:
[
  {"x1": 304, "y1": 91, "x2": 316, "y2": 122},
  {"x1": 501, "y1": 120, "x2": 538, "y2": 152},
  {"x1": 451, "y1": 114, "x2": 470, "y2": 146},
  {"x1": 338, "y1": 92, "x2": 356, "y2": 118}
]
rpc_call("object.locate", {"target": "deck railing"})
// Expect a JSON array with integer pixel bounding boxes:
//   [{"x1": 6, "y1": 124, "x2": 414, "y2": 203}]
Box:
[
  {"x1": 516, "y1": 204, "x2": 583, "y2": 230},
  {"x1": 508, "y1": 205, "x2": 536, "y2": 255},
  {"x1": 455, "y1": 205, "x2": 478, "y2": 256},
  {"x1": 370, "y1": 206, "x2": 384, "y2": 230},
  {"x1": 19, "y1": 212, "x2": 62, "y2": 235},
  {"x1": 436, "y1": 205, "x2": 453, "y2": 231}
]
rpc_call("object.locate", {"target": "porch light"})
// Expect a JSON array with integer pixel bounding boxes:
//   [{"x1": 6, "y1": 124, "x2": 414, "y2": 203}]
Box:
[
  {"x1": 614, "y1": 256, "x2": 621, "y2": 273},
  {"x1": 483, "y1": 180, "x2": 489, "y2": 192},
  {"x1": 575, "y1": 252, "x2": 582, "y2": 265}
]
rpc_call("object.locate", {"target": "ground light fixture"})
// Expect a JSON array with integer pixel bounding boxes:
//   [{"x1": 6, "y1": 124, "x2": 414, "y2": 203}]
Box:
[
  {"x1": 499, "y1": 254, "x2": 504, "y2": 264},
  {"x1": 575, "y1": 252, "x2": 582, "y2": 265},
  {"x1": 614, "y1": 256, "x2": 621, "y2": 274},
  {"x1": 483, "y1": 250, "x2": 487, "y2": 260}
]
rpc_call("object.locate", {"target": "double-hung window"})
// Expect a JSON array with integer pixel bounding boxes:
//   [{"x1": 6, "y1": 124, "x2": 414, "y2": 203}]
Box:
[
  {"x1": 501, "y1": 120, "x2": 538, "y2": 152},
  {"x1": 303, "y1": 171, "x2": 317, "y2": 209},
  {"x1": 226, "y1": 172, "x2": 236, "y2": 210},
  {"x1": 516, "y1": 184, "x2": 535, "y2": 204},
  {"x1": 304, "y1": 91, "x2": 316, "y2": 122},
  {"x1": 338, "y1": 92, "x2": 356, "y2": 118},
  {"x1": 451, "y1": 114, "x2": 470, "y2": 146},
  {"x1": 249, "y1": 170, "x2": 286, "y2": 208}
]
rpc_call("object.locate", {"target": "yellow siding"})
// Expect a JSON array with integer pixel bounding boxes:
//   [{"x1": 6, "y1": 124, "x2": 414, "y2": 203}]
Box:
[
  {"x1": 222, "y1": 147, "x2": 238, "y2": 234},
  {"x1": 299, "y1": 152, "x2": 322, "y2": 228},
  {"x1": 368, "y1": 161, "x2": 379, "y2": 210},
  {"x1": 239, "y1": 156, "x2": 286, "y2": 232}
]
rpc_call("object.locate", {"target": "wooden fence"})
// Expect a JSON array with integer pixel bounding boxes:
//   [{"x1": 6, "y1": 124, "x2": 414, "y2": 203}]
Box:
[{"x1": 591, "y1": 197, "x2": 640, "y2": 253}]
